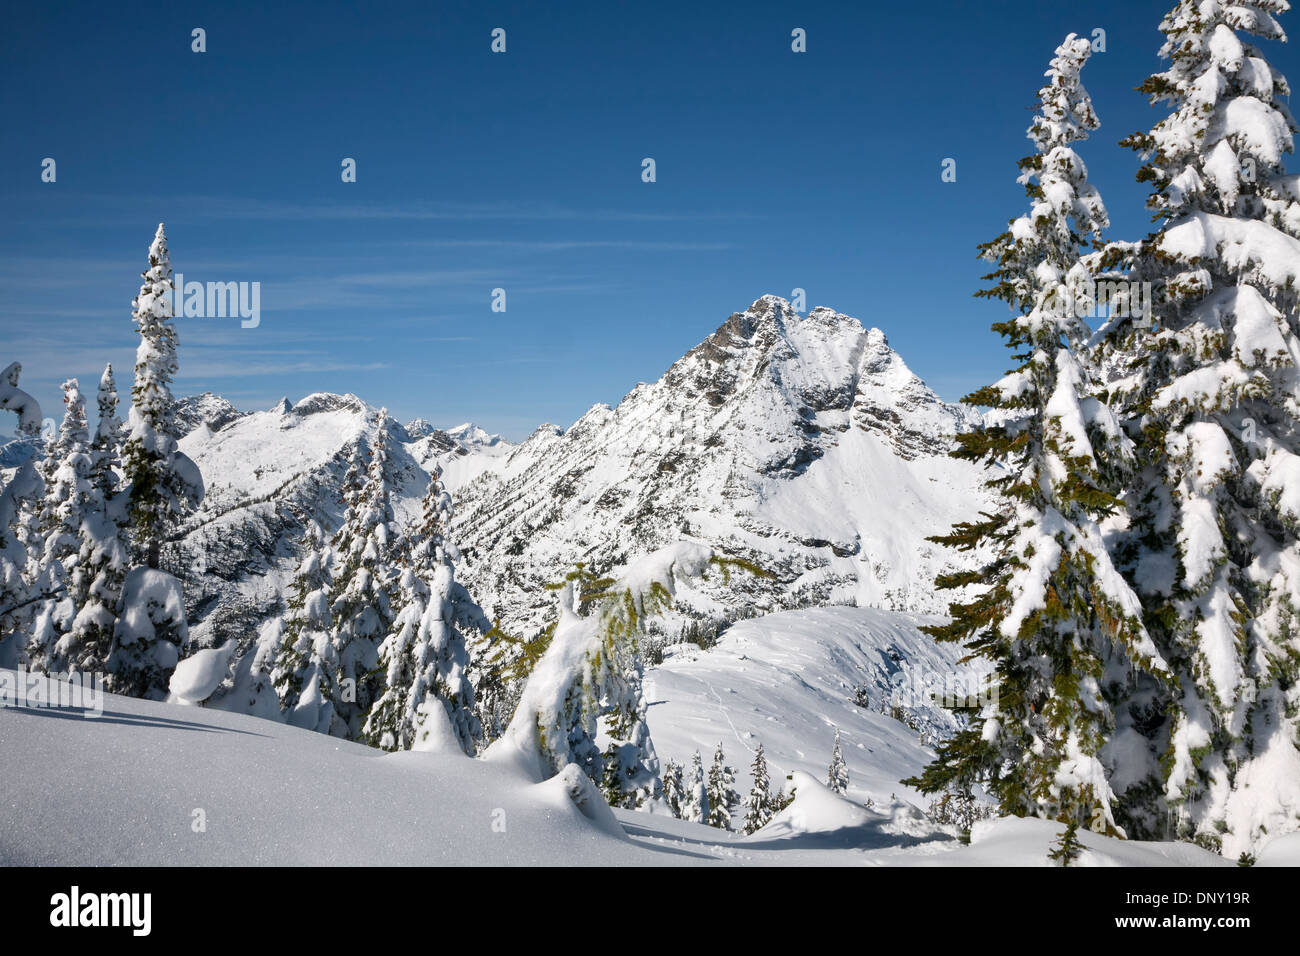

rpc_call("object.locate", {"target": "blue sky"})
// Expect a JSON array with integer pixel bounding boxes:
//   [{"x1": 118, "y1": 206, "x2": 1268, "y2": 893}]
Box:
[{"x1": 2, "y1": 0, "x2": 1296, "y2": 440}]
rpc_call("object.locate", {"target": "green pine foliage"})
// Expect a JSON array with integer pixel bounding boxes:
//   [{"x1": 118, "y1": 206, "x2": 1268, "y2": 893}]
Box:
[{"x1": 1048, "y1": 821, "x2": 1085, "y2": 866}]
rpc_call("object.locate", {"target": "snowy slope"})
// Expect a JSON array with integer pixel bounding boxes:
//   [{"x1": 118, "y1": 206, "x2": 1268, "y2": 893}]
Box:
[
  {"x1": 408, "y1": 420, "x2": 514, "y2": 492},
  {"x1": 451, "y1": 296, "x2": 990, "y2": 636},
  {"x1": 170, "y1": 393, "x2": 412, "y2": 664},
  {"x1": 0, "y1": 671, "x2": 1232, "y2": 867},
  {"x1": 645, "y1": 606, "x2": 987, "y2": 815},
  {"x1": 169, "y1": 395, "x2": 505, "y2": 664}
]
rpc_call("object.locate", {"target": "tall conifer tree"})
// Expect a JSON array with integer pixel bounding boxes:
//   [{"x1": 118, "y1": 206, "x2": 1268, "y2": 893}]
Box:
[{"x1": 907, "y1": 35, "x2": 1170, "y2": 835}]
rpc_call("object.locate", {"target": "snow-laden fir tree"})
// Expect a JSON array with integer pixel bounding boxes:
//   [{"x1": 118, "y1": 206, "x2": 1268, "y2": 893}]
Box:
[
  {"x1": 927, "y1": 786, "x2": 987, "y2": 833},
  {"x1": 327, "y1": 420, "x2": 400, "y2": 739},
  {"x1": 27, "y1": 379, "x2": 92, "y2": 672},
  {"x1": 510, "y1": 560, "x2": 663, "y2": 806},
  {"x1": 63, "y1": 365, "x2": 128, "y2": 674},
  {"x1": 240, "y1": 616, "x2": 288, "y2": 719},
  {"x1": 0, "y1": 362, "x2": 42, "y2": 443},
  {"x1": 106, "y1": 564, "x2": 190, "y2": 699},
  {"x1": 108, "y1": 224, "x2": 203, "y2": 698},
  {"x1": 471, "y1": 563, "x2": 613, "y2": 737},
  {"x1": 467, "y1": 626, "x2": 515, "y2": 748},
  {"x1": 662, "y1": 759, "x2": 685, "y2": 819},
  {"x1": 706, "y1": 743, "x2": 739, "y2": 829},
  {"x1": 363, "y1": 462, "x2": 485, "y2": 754},
  {"x1": 0, "y1": 362, "x2": 43, "y2": 667},
  {"x1": 271, "y1": 523, "x2": 338, "y2": 733},
  {"x1": 599, "y1": 640, "x2": 661, "y2": 810},
  {"x1": 743, "y1": 743, "x2": 777, "y2": 834},
  {"x1": 1097, "y1": 0, "x2": 1300, "y2": 854},
  {"x1": 121, "y1": 224, "x2": 203, "y2": 570},
  {"x1": 484, "y1": 544, "x2": 748, "y2": 807},
  {"x1": 905, "y1": 35, "x2": 1171, "y2": 836},
  {"x1": 682, "y1": 750, "x2": 708, "y2": 824},
  {"x1": 89, "y1": 364, "x2": 121, "y2": 502},
  {"x1": 27, "y1": 420, "x2": 61, "y2": 588},
  {"x1": 827, "y1": 727, "x2": 849, "y2": 795}
]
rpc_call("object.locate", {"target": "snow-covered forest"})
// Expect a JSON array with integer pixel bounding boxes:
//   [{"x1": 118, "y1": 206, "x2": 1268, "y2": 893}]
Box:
[{"x1": 5, "y1": 0, "x2": 1300, "y2": 871}]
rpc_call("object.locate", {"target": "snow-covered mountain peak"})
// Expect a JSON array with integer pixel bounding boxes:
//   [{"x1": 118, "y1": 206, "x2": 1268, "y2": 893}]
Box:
[
  {"x1": 852, "y1": 324, "x2": 978, "y2": 461},
  {"x1": 404, "y1": 417, "x2": 439, "y2": 438},
  {"x1": 290, "y1": 391, "x2": 368, "y2": 419},
  {"x1": 445, "y1": 422, "x2": 506, "y2": 450},
  {"x1": 171, "y1": 392, "x2": 246, "y2": 439},
  {"x1": 656, "y1": 295, "x2": 969, "y2": 466},
  {"x1": 450, "y1": 297, "x2": 991, "y2": 634}
]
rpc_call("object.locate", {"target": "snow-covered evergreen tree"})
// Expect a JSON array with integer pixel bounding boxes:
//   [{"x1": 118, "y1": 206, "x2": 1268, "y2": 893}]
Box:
[
  {"x1": 743, "y1": 743, "x2": 776, "y2": 834},
  {"x1": 88, "y1": 364, "x2": 121, "y2": 501},
  {"x1": 1098, "y1": 0, "x2": 1300, "y2": 854},
  {"x1": 121, "y1": 223, "x2": 202, "y2": 570},
  {"x1": 467, "y1": 625, "x2": 514, "y2": 748},
  {"x1": 827, "y1": 727, "x2": 849, "y2": 796},
  {"x1": 27, "y1": 379, "x2": 92, "y2": 672},
  {"x1": 63, "y1": 365, "x2": 128, "y2": 674},
  {"x1": 271, "y1": 527, "x2": 338, "y2": 733},
  {"x1": 906, "y1": 35, "x2": 1170, "y2": 836},
  {"x1": 484, "y1": 545, "x2": 745, "y2": 807},
  {"x1": 108, "y1": 224, "x2": 203, "y2": 698},
  {"x1": 0, "y1": 362, "x2": 43, "y2": 667},
  {"x1": 599, "y1": 630, "x2": 661, "y2": 810},
  {"x1": 0, "y1": 362, "x2": 42, "y2": 442},
  {"x1": 106, "y1": 565, "x2": 190, "y2": 700},
  {"x1": 662, "y1": 759, "x2": 685, "y2": 819},
  {"x1": 328, "y1": 421, "x2": 400, "y2": 738},
  {"x1": 706, "y1": 742, "x2": 739, "y2": 829},
  {"x1": 364, "y1": 463, "x2": 484, "y2": 754},
  {"x1": 241, "y1": 616, "x2": 288, "y2": 717},
  {"x1": 682, "y1": 750, "x2": 708, "y2": 825}
]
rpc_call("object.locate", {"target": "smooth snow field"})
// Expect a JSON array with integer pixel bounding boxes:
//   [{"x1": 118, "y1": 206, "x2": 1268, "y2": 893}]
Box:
[{"x1": 0, "y1": 650, "x2": 1254, "y2": 866}]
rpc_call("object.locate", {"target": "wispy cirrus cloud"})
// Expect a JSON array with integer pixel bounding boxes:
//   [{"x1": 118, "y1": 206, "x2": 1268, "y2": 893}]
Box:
[{"x1": 0, "y1": 194, "x2": 765, "y2": 227}]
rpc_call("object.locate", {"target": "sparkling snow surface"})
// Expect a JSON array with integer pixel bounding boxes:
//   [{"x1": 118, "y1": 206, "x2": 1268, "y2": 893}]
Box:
[
  {"x1": 0, "y1": 606, "x2": 1239, "y2": 867},
  {"x1": 645, "y1": 606, "x2": 984, "y2": 812}
]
